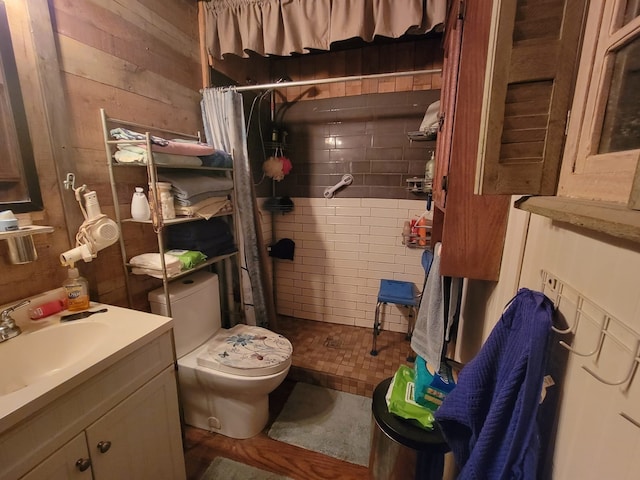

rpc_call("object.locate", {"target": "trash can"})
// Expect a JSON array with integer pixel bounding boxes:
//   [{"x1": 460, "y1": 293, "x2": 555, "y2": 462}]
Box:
[{"x1": 369, "y1": 377, "x2": 456, "y2": 480}]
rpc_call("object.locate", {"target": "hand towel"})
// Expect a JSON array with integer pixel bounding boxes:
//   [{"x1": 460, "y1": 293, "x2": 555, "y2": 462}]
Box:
[
  {"x1": 157, "y1": 171, "x2": 233, "y2": 200},
  {"x1": 411, "y1": 243, "x2": 444, "y2": 368}
]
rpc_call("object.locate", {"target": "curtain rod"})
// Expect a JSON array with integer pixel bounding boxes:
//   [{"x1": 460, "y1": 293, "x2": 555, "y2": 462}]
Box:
[{"x1": 230, "y1": 68, "x2": 442, "y2": 92}]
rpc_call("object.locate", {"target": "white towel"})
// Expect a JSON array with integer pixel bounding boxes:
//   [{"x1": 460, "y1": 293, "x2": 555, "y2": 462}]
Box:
[
  {"x1": 411, "y1": 243, "x2": 444, "y2": 368},
  {"x1": 129, "y1": 253, "x2": 182, "y2": 278}
]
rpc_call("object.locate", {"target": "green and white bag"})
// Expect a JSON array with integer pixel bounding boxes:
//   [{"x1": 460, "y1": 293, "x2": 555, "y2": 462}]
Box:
[{"x1": 385, "y1": 364, "x2": 435, "y2": 430}]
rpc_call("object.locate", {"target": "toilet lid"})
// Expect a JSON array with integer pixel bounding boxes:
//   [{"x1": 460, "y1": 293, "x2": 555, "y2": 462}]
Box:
[{"x1": 196, "y1": 324, "x2": 293, "y2": 377}]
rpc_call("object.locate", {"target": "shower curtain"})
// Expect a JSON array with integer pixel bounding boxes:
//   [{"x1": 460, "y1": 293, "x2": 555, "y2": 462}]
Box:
[{"x1": 201, "y1": 88, "x2": 276, "y2": 328}]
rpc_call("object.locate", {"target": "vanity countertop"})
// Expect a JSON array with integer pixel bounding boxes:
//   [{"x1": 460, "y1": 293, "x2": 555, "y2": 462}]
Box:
[{"x1": 0, "y1": 302, "x2": 173, "y2": 432}]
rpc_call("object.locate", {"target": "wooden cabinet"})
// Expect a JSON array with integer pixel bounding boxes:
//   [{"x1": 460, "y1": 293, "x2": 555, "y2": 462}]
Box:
[
  {"x1": 432, "y1": 0, "x2": 510, "y2": 281},
  {"x1": 2, "y1": 331, "x2": 186, "y2": 480},
  {"x1": 476, "y1": 0, "x2": 587, "y2": 196},
  {"x1": 84, "y1": 367, "x2": 185, "y2": 480},
  {"x1": 20, "y1": 367, "x2": 183, "y2": 480},
  {"x1": 20, "y1": 434, "x2": 89, "y2": 480}
]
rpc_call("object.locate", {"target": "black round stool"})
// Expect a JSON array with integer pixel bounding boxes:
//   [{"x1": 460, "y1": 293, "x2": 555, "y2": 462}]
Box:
[{"x1": 369, "y1": 377, "x2": 453, "y2": 480}]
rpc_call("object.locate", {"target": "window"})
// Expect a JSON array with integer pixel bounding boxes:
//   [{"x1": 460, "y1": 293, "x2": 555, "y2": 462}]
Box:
[{"x1": 558, "y1": 0, "x2": 640, "y2": 207}]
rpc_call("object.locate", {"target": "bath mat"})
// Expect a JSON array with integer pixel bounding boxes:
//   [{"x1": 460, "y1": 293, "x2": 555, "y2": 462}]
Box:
[
  {"x1": 267, "y1": 382, "x2": 372, "y2": 466},
  {"x1": 200, "y1": 457, "x2": 293, "y2": 480}
]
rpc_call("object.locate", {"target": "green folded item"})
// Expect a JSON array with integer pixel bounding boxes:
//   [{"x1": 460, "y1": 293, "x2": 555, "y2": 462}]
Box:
[
  {"x1": 166, "y1": 249, "x2": 207, "y2": 269},
  {"x1": 385, "y1": 364, "x2": 435, "y2": 430}
]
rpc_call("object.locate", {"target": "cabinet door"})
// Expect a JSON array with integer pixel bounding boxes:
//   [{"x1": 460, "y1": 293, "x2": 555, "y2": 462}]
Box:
[
  {"x1": 476, "y1": 0, "x2": 588, "y2": 195},
  {"x1": 438, "y1": 0, "x2": 511, "y2": 281},
  {"x1": 433, "y1": 0, "x2": 463, "y2": 210},
  {"x1": 85, "y1": 367, "x2": 186, "y2": 480},
  {"x1": 20, "y1": 433, "x2": 91, "y2": 480}
]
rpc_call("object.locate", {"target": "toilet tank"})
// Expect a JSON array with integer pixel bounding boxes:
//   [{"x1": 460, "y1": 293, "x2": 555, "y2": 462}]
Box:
[{"x1": 148, "y1": 271, "x2": 221, "y2": 358}]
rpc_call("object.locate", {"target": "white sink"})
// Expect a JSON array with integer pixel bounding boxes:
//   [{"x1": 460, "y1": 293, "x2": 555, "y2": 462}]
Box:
[
  {"x1": 0, "y1": 321, "x2": 110, "y2": 396},
  {"x1": 0, "y1": 301, "x2": 173, "y2": 432}
]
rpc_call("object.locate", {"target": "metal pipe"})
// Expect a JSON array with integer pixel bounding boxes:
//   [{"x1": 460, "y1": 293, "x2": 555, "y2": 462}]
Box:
[{"x1": 232, "y1": 68, "x2": 442, "y2": 92}]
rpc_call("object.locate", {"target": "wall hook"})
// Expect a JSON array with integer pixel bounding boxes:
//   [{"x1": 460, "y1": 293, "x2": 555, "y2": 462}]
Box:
[
  {"x1": 63, "y1": 172, "x2": 76, "y2": 190},
  {"x1": 559, "y1": 315, "x2": 610, "y2": 357},
  {"x1": 582, "y1": 340, "x2": 640, "y2": 388},
  {"x1": 552, "y1": 295, "x2": 582, "y2": 335},
  {"x1": 542, "y1": 271, "x2": 579, "y2": 335}
]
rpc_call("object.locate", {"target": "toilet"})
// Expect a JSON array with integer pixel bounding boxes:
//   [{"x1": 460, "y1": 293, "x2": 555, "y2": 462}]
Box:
[{"x1": 148, "y1": 271, "x2": 292, "y2": 439}]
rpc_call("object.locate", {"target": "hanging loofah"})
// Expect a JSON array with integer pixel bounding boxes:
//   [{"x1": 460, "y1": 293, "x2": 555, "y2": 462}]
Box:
[{"x1": 263, "y1": 155, "x2": 292, "y2": 181}]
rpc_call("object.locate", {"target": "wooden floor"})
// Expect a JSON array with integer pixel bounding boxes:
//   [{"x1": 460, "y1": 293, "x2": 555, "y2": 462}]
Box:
[{"x1": 183, "y1": 316, "x2": 413, "y2": 480}]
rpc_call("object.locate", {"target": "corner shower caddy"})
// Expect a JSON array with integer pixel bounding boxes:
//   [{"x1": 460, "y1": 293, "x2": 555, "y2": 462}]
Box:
[{"x1": 100, "y1": 109, "x2": 243, "y2": 319}]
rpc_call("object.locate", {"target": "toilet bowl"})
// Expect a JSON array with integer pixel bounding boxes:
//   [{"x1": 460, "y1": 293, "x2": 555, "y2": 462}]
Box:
[{"x1": 149, "y1": 271, "x2": 292, "y2": 439}]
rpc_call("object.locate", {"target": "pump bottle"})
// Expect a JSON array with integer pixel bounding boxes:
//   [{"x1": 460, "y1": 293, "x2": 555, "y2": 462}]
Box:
[{"x1": 63, "y1": 267, "x2": 90, "y2": 312}]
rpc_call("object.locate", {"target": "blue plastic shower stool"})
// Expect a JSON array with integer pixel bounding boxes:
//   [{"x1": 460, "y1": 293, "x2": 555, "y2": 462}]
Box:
[{"x1": 371, "y1": 279, "x2": 418, "y2": 357}]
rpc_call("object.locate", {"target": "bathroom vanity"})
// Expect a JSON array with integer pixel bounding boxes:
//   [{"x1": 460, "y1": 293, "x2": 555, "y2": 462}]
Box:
[{"x1": 0, "y1": 301, "x2": 185, "y2": 479}]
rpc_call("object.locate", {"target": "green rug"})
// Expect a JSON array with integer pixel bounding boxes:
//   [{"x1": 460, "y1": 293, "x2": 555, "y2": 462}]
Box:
[
  {"x1": 200, "y1": 457, "x2": 292, "y2": 480},
  {"x1": 267, "y1": 382, "x2": 372, "y2": 466}
]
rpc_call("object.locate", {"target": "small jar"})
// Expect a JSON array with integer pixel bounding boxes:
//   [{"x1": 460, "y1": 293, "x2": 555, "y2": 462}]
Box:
[{"x1": 149, "y1": 182, "x2": 175, "y2": 220}]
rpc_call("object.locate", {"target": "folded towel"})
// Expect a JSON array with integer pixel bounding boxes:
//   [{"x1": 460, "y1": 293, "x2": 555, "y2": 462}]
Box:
[
  {"x1": 199, "y1": 150, "x2": 233, "y2": 168},
  {"x1": 113, "y1": 145, "x2": 202, "y2": 166},
  {"x1": 132, "y1": 266, "x2": 182, "y2": 279},
  {"x1": 166, "y1": 218, "x2": 235, "y2": 258},
  {"x1": 110, "y1": 127, "x2": 169, "y2": 146},
  {"x1": 157, "y1": 171, "x2": 233, "y2": 200},
  {"x1": 173, "y1": 190, "x2": 233, "y2": 206},
  {"x1": 173, "y1": 196, "x2": 232, "y2": 219},
  {"x1": 153, "y1": 139, "x2": 217, "y2": 156},
  {"x1": 129, "y1": 253, "x2": 182, "y2": 271}
]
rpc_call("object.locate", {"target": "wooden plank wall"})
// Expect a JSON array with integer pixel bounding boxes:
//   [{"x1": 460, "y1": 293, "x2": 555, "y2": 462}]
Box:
[{"x1": 0, "y1": 0, "x2": 202, "y2": 309}]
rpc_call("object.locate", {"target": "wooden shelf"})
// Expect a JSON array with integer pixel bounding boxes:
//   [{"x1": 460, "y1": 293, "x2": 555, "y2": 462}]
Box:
[
  {"x1": 515, "y1": 195, "x2": 640, "y2": 243},
  {"x1": 127, "y1": 251, "x2": 238, "y2": 281}
]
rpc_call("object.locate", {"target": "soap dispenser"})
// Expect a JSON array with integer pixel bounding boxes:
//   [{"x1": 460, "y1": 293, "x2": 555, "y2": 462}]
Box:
[
  {"x1": 62, "y1": 267, "x2": 90, "y2": 312},
  {"x1": 131, "y1": 187, "x2": 151, "y2": 221}
]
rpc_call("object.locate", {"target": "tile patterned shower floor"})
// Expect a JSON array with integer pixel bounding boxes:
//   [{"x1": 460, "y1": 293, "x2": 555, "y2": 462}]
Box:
[{"x1": 275, "y1": 315, "x2": 414, "y2": 396}]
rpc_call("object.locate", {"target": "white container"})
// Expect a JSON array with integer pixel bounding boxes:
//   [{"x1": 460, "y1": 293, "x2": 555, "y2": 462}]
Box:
[{"x1": 130, "y1": 187, "x2": 151, "y2": 221}]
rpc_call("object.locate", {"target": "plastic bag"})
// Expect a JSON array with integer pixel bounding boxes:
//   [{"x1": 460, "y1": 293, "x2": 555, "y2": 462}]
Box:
[{"x1": 385, "y1": 365, "x2": 435, "y2": 429}]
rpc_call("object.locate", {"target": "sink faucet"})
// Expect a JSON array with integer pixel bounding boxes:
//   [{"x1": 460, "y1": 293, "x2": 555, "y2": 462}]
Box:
[{"x1": 0, "y1": 299, "x2": 29, "y2": 342}]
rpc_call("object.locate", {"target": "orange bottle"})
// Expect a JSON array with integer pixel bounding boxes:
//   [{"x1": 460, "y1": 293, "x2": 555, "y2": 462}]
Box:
[{"x1": 417, "y1": 217, "x2": 428, "y2": 246}]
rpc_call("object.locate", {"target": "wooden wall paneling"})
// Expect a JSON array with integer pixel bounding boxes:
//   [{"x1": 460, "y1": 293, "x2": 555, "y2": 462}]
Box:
[
  {"x1": 0, "y1": 0, "x2": 81, "y2": 305},
  {"x1": 58, "y1": 36, "x2": 200, "y2": 111},
  {"x1": 87, "y1": 0, "x2": 199, "y2": 62},
  {"x1": 54, "y1": 0, "x2": 200, "y2": 91}
]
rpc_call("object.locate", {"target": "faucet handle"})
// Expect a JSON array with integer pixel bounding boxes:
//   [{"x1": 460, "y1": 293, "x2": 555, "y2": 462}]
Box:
[{"x1": 1, "y1": 299, "x2": 30, "y2": 323}]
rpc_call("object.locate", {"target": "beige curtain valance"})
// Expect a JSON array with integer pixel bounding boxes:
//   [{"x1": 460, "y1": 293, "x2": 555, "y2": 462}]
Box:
[{"x1": 204, "y1": 0, "x2": 446, "y2": 59}]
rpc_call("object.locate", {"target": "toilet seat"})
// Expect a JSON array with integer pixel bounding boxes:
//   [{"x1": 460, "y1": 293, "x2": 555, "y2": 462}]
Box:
[{"x1": 196, "y1": 324, "x2": 292, "y2": 377}]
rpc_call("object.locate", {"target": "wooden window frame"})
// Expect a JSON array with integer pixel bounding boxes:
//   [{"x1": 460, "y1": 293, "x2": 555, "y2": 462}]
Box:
[{"x1": 558, "y1": 0, "x2": 640, "y2": 206}]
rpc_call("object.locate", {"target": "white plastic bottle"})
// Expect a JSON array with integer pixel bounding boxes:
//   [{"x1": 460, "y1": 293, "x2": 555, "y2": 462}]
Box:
[{"x1": 131, "y1": 187, "x2": 151, "y2": 221}]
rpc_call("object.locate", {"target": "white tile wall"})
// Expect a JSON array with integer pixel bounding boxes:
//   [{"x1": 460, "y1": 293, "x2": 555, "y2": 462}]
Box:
[{"x1": 259, "y1": 197, "x2": 431, "y2": 333}]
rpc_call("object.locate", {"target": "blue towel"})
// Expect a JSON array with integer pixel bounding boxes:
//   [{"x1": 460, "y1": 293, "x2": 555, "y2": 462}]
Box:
[{"x1": 434, "y1": 288, "x2": 553, "y2": 480}]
